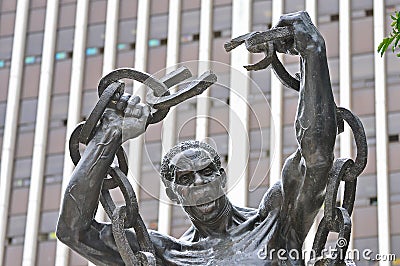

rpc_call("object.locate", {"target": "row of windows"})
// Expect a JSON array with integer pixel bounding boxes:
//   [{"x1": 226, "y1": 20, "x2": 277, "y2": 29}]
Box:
[
  {"x1": 1, "y1": 46, "x2": 399, "y2": 105},
  {"x1": 0, "y1": 22, "x2": 230, "y2": 69},
  {"x1": 0, "y1": 30, "x2": 215, "y2": 69}
]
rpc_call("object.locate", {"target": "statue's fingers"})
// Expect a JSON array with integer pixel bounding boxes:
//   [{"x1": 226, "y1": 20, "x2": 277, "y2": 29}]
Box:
[
  {"x1": 140, "y1": 104, "x2": 151, "y2": 121},
  {"x1": 131, "y1": 108, "x2": 142, "y2": 118},
  {"x1": 275, "y1": 14, "x2": 296, "y2": 28},
  {"x1": 125, "y1": 95, "x2": 141, "y2": 116},
  {"x1": 275, "y1": 11, "x2": 312, "y2": 29},
  {"x1": 127, "y1": 95, "x2": 141, "y2": 108},
  {"x1": 273, "y1": 39, "x2": 294, "y2": 54},
  {"x1": 131, "y1": 103, "x2": 145, "y2": 118},
  {"x1": 116, "y1": 93, "x2": 130, "y2": 111},
  {"x1": 275, "y1": 13, "x2": 310, "y2": 35}
]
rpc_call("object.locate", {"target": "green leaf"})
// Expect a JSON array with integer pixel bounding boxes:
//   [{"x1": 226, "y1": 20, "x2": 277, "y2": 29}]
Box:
[
  {"x1": 378, "y1": 41, "x2": 387, "y2": 56},
  {"x1": 396, "y1": 14, "x2": 400, "y2": 31},
  {"x1": 378, "y1": 11, "x2": 400, "y2": 57},
  {"x1": 394, "y1": 35, "x2": 400, "y2": 48}
]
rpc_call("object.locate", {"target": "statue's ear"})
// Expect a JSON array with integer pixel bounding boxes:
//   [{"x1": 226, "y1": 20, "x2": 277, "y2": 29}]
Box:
[
  {"x1": 165, "y1": 187, "x2": 180, "y2": 203},
  {"x1": 219, "y1": 168, "x2": 227, "y2": 188}
]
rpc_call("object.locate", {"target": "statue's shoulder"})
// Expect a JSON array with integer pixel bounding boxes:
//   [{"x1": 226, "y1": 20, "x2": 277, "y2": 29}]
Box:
[
  {"x1": 178, "y1": 226, "x2": 197, "y2": 242},
  {"x1": 233, "y1": 205, "x2": 258, "y2": 218},
  {"x1": 258, "y1": 181, "x2": 283, "y2": 219},
  {"x1": 148, "y1": 229, "x2": 182, "y2": 250}
]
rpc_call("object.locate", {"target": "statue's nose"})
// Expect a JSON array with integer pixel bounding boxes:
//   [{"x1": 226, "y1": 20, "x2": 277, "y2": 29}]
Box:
[{"x1": 193, "y1": 173, "x2": 208, "y2": 186}]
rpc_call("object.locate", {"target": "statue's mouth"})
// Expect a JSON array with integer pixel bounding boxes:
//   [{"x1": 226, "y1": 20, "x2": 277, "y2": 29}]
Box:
[{"x1": 196, "y1": 200, "x2": 217, "y2": 213}]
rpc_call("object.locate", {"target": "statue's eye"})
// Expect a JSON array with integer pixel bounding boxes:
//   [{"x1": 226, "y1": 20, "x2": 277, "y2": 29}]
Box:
[
  {"x1": 202, "y1": 167, "x2": 214, "y2": 176},
  {"x1": 177, "y1": 173, "x2": 193, "y2": 185}
]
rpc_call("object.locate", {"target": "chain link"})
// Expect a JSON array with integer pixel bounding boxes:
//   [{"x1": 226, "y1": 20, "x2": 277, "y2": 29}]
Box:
[{"x1": 310, "y1": 107, "x2": 368, "y2": 265}]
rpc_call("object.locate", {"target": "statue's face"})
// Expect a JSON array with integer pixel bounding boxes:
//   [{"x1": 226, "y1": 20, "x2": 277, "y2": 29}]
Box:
[{"x1": 169, "y1": 148, "x2": 227, "y2": 222}]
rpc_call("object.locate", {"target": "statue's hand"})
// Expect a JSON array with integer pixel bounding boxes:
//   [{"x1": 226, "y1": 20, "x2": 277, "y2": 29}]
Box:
[
  {"x1": 274, "y1": 11, "x2": 325, "y2": 56},
  {"x1": 101, "y1": 95, "x2": 150, "y2": 143}
]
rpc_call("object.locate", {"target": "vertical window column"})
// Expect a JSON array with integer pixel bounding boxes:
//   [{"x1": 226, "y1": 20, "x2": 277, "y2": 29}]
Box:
[
  {"x1": 158, "y1": 0, "x2": 182, "y2": 235},
  {"x1": 22, "y1": 1, "x2": 60, "y2": 265},
  {"x1": 86, "y1": 4, "x2": 121, "y2": 261},
  {"x1": 55, "y1": 0, "x2": 89, "y2": 264},
  {"x1": 87, "y1": 1, "x2": 120, "y2": 265},
  {"x1": 0, "y1": 0, "x2": 30, "y2": 263},
  {"x1": 305, "y1": 0, "x2": 318, "y2": 24},
  {"x1": 195, "y1": 0, "x2": 213, "y2": 141},
  {"x1": 102, "y1": 0, "x2": 119, "y2": 75},
  {"x1": 226, "y1": 0, "x2": 251, "y2": 206},
  {"x1": 373, "y1": 1, "x2": 391, "y2": 265},
  {"x1": 128, "y1": 0, "x2": 151, "y2": 201}
]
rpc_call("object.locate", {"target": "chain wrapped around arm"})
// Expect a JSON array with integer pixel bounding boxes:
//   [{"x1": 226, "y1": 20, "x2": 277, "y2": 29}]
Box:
[
  {"x1": 309, "y1": 107, "x2": 367, "y2": 266},
  {"x1": 224, "y1": 26, "x2": 368, "y2": 266}
]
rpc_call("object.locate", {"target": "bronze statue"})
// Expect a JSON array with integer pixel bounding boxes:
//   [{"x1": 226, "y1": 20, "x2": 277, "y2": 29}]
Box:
[{"x1": 57, "y1": 12, "x2": 367, "y2": 265}]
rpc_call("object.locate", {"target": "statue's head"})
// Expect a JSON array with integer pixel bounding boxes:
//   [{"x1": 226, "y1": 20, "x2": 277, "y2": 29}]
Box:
[{"x1": 160, "y1": 140, "x2": 228, "y2": 222}]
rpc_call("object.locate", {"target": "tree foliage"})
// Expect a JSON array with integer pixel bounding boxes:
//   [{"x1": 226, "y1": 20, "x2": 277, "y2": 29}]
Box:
[{"x1": 378, "y1": 11, "x2": 400, "y2": 57}]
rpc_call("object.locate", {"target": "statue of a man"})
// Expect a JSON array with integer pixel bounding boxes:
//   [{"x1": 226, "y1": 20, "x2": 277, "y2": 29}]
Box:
[{"x1": 57, "y1": 12, "x2": 337, "y2": 265}]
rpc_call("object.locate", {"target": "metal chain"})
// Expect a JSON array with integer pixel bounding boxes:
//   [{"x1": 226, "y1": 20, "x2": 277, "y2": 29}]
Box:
[{"x1": 309, "y1": 107, "x2": 368, "y2": 265}]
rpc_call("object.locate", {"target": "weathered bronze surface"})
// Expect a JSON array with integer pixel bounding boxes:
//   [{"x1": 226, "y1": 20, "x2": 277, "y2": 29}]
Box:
[{"x1": 57, "y1": 12, "x2": 367, "y2": 265}]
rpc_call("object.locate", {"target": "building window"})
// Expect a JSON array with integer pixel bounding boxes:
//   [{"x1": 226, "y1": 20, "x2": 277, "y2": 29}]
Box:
[
  {"x1": 0, "y1": 60, "x2": 5, "y2": 68},
  {"x1": 148, "y1": 39, "x2": 161, "y2": 47},
  {"x1": 180, "y1": 34, "x2": 193, "y2": 43},
  {"x1": 25, "y1": 56, "x2": 36, "y2": 64},
  {"x1": 86, "y1": 47, "x2": 99, "y2": 56},
  {"x1": 55, "y1": 52, "x2": 67, "y2": 60},
  {"x1": 389, "y1": 134, "x2": 399, "y2": 142},
  {"x1": 117, "y1": 43, "x2": 128, "y2": 50}
]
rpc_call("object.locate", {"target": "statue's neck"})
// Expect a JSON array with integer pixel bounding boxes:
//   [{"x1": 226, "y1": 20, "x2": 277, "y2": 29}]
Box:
[{"x1": 187, "y1": 197, "x2": 234, "y2": 237}]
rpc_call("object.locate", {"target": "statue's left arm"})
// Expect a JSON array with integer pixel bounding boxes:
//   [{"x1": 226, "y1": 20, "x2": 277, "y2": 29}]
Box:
[{"x1": 261, "y1": 12, "x2": 337, "y2": 242}]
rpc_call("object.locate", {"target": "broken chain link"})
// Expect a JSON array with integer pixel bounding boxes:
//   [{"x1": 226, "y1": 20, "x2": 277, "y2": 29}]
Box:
[{"x1": 224, "y1": 26, "x2": 300, "y2": 91}]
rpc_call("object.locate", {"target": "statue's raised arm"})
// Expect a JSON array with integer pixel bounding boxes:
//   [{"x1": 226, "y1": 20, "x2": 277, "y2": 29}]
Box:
[
  {"x1": 56, "y1": 68, "x2": 217, "y2": 265},
  {"x1": 275, "y1": 11, "x2": 338, "y2": 240},
  {"x1": 226, "y1": 11, "x2": 367, "y2": 265},
  {"x1": 56, "y1": 96, "x2": 151, "y2": 265}
]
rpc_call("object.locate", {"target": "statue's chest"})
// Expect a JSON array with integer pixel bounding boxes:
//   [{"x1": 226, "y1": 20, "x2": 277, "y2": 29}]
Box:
[
  {"x1": 161, "y1": 217, "x2": 279, "y2": 265},
  {"x1": 164, "y1": 236, "x2": 265, "y2": 265}
]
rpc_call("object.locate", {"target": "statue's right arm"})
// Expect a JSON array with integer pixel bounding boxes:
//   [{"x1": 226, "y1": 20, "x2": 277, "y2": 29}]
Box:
[{"x1": 56, "y1": 96, "x2": 148, "y2": 265}]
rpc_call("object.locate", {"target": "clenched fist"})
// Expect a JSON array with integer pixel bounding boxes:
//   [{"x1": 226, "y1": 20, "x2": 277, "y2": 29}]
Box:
[
  {"x1": 101, "y1": 94, "x2": 150, "y2": 143},
  {"x1": 274, "y1": 11, "x2": 325, "y2": 56}
]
